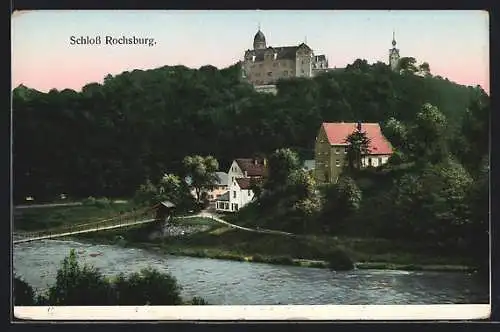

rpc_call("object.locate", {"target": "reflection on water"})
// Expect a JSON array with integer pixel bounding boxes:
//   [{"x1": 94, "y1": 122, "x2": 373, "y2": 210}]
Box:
[{"x1": 13, "y1": 239, "x2": 489, "y2": 305}]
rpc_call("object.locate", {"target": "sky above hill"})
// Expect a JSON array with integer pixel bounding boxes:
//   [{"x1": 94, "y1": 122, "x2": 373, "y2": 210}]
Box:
[{"x1": 12, "y1": 10, "x2": 489, "y2": 93}]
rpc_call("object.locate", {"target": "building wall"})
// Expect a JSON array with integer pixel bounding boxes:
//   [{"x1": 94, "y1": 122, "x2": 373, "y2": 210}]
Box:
[
  {"x1": 296, "y1": 47, "x2": 313, "y2": 78},
  {"x1": 315, "y1": 126, "x2": 393, "y2": 185},
  {"x1": 228, "y1": 184, "x2": 254, "y2": 212},
  {"x1": 227, "y1": 161, "x2": 244, "y2": 184},
  {"x1": 243, "y1": 57, "x2": 296, "y2": 85},
  {"x1": 206, "y1": 186, "x2": 228, "y2": 201},
  {"x1": 314, "y1": 127, "x2": 331, "y2": 184},
  {"x1": 215, "y1": 201, "x2": 231, "y2": 211},
  {"x1": 361, "y1": 154, "x2": 391, "y2": 167},
  {"x1": 329, "y1": 145, "x2": 348, "y2": 183}
]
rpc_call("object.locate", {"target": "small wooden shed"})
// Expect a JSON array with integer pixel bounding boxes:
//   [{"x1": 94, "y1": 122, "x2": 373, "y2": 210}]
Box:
[{"x1": 155, "y1": 201, "x2": 176, "y2": 222}]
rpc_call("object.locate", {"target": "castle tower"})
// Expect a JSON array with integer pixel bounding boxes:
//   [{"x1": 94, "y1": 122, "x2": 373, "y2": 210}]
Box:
[
  {"x1": 389, "y1": 30, "x2": 400, "y2": 71},
  {"x1": 253, "y1": 28, "x2": 266, "y2": 50}
]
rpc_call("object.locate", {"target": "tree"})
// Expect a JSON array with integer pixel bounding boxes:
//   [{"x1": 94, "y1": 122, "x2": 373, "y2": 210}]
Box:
[
  {"x1": 182, "y1": 155, "x2": 219, "y2": 203},
  {"x1": 320, "y1": 175, "x2": 362, "y2": 233},
  {"x1": 408, "y1": 103, "x2": 448, "y2": 165},
  {"x1": 46, "y1": 249, "x2": 115, "y2": 305},
  {"x1": 344, "y1": 128, "x2": 371, "y2": 171},
  {"x1": 398, "y1": 57, "x2": 418, "y2": 74},
  {"x1": 113, "y1": 268, "x2": 182, "y2": 305},
  {"x1": 134, "y1": 179, "x2": 160, "y2": 206},
  {"x1": 418, "y1": 62, "x2": 431, "y2": 77},
  {"x1": 14, "y1": 276, "x2": 35, "y2": 306},
  {"x1": 264, "y1": 148, "x2": 301, "y2": 193},
  {"x1": 382, "y1": 117, "x2": 408, "y2": 151}
]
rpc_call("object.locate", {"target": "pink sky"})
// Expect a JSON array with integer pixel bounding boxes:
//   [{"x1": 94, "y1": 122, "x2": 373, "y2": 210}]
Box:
[{"x1": 12, "y1": 10, "x2": 489, "y2": 93}]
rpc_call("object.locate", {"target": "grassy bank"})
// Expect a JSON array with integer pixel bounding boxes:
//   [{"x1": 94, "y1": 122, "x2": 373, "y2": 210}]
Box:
[
  {"x1": 72, "y1": 220, "x2": 476, "y2": 273},
  {"x1": 16, "y1": 204, "x2": 476, "y2": 272},
  {"x1": 13, "y1": 201, "x2": 137, "y2": 231}
]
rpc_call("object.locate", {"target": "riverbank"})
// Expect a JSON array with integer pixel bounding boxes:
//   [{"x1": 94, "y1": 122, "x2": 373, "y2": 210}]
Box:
[
  {"x1": 70, "y1": 223, "x2": 477, "y2": 273},
  {"x1": 14, "y1": 204, "x2": 477, "y2": 273}
]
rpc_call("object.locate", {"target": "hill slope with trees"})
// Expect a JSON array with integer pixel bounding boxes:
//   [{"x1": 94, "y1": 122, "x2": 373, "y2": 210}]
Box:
[{"x1": 12, "y1": 58, "x2": 486, "y2": 203}]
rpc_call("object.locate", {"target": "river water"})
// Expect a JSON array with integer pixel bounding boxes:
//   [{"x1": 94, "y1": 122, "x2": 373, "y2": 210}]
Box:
[{"x1": 13, "y1": 238, "x2": 489, "y2": 305}]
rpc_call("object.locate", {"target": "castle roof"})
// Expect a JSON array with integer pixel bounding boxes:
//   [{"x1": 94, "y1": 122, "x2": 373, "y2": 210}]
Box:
[
  {"x1": 321, "y1": 122, "x2": 393, "y2": 155},
  {"x1": 246, "y1": 46, "x2": 302, "y2": 61},
  {"x1": 254, "y1": 30, "x2": 266, "y2": 43}
]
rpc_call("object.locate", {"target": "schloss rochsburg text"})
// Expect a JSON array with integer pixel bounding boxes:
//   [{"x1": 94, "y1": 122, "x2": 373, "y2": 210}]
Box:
[{"x1": 69, "y1": 35, "x2": 156, "y2": 47}]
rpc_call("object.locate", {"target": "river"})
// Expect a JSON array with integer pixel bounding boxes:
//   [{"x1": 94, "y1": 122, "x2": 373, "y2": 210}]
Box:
[{"x1": 13, "y1": 238, "x2": 489, "y2": 305}]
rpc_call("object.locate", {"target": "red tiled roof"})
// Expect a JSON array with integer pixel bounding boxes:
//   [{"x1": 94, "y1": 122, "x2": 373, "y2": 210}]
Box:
[
  {"x1": 321, "y1": 122, "x2": 393, "y2": 155},
  {"x1": 235, "y1": 158, "x2": 268, "y2": 177}
]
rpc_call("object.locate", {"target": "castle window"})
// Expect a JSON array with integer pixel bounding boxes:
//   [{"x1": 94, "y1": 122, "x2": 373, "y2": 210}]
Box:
[{"x1": 267, "y1": 72, "x2": 272, "y2": 77}]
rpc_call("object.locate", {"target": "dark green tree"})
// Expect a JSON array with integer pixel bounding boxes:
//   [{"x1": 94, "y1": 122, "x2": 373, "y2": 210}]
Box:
[
  {"x1": 46, "y1": 249, "x2": 115, "y2": 305},
  {"x1": 113, "y1": 267, "x2": 182, "y2": 305},
  {"x1": 13, "y1": 276, "x2": 35, "y2": 306},
  {"x1": 344, "y1": 128, "x2": 371, "y2": 171}
]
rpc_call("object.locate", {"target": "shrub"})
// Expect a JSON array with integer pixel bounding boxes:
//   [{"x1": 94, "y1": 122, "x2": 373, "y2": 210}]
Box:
[
  {"x1": 268, "y1": 255, "x2": 294, "y2": 265},
  {"x1": 113, "y1": 267, "x2": 182, "y2": 305},
  {"x1": 82, "y1": 196, "x2": 96, "y2": 206},
  {"x1": 251, "y1": 254, "x2": 266, "y2": 263},
  {"x1": 47, "y1": 249, "x2": 116, "y2": 305},
  {"x1": 94, "y1": 197, "x2": 112, "y2": 208},
  {"x1": 13, "y1": 276, "x2": 35, "y2": 306},
  {"x1": 326, "y1": 249, "x2": 354, "y2": 271}
]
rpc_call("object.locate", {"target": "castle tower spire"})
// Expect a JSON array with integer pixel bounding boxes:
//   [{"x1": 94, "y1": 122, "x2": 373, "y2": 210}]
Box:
[{"x1": 389, "y1": 29, "x2": 400, "y2": 71}]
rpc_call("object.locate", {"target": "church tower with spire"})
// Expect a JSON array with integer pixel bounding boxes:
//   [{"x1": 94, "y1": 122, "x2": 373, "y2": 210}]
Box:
[{"x1": 389, "y1": 30, "x2": 400, "y2": 71}]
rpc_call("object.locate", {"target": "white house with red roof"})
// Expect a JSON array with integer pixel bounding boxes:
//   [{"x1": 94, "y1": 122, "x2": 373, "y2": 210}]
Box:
[
  {"x1": 215, "y1": 158, "x2": 267, "y2": 212},
  {"x1": 314, "y1": 122, "x2": 393, "y2": 184}
]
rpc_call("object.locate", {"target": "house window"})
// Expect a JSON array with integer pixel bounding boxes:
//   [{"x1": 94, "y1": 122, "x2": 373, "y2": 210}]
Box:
[
  {"x1": 378, "y1": 157, "x2": 383, "y2": 165},
  {"x1": 273, "y1": 63, "x2": 278, "y2": 67},
  {"x1": 335, "y1": 148, "x2": 340, "y2": 154},
  {"x1": 368, "y1": 158, "x2": 372, "y2": 166},
  {"x1": 335, "y1": 160, "x2": 340, "y2": 167},
  {"x1": 344, "y1": 147, "x2": 348, "y2": 154},
  {"x1": 233, "y1": 191, "x2": 236, "y2": 198},
  {"x1": 235, "y1": 204, "x2": 239, "y2": 211},
  {"x1": 248, "y1": 191, "x2": 251, "y2": 196},
  {"x1": 267, "y1": 72, "x2": 272, "y2": 77}
]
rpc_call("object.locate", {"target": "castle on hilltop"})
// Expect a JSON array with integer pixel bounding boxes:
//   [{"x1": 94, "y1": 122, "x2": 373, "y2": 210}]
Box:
[
  {"x1": 241, "y1": 28, "x2": 401, "y2": 90},
  {"x1": 241, "y1": 28, "x2": 330, "y2": 87}
]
